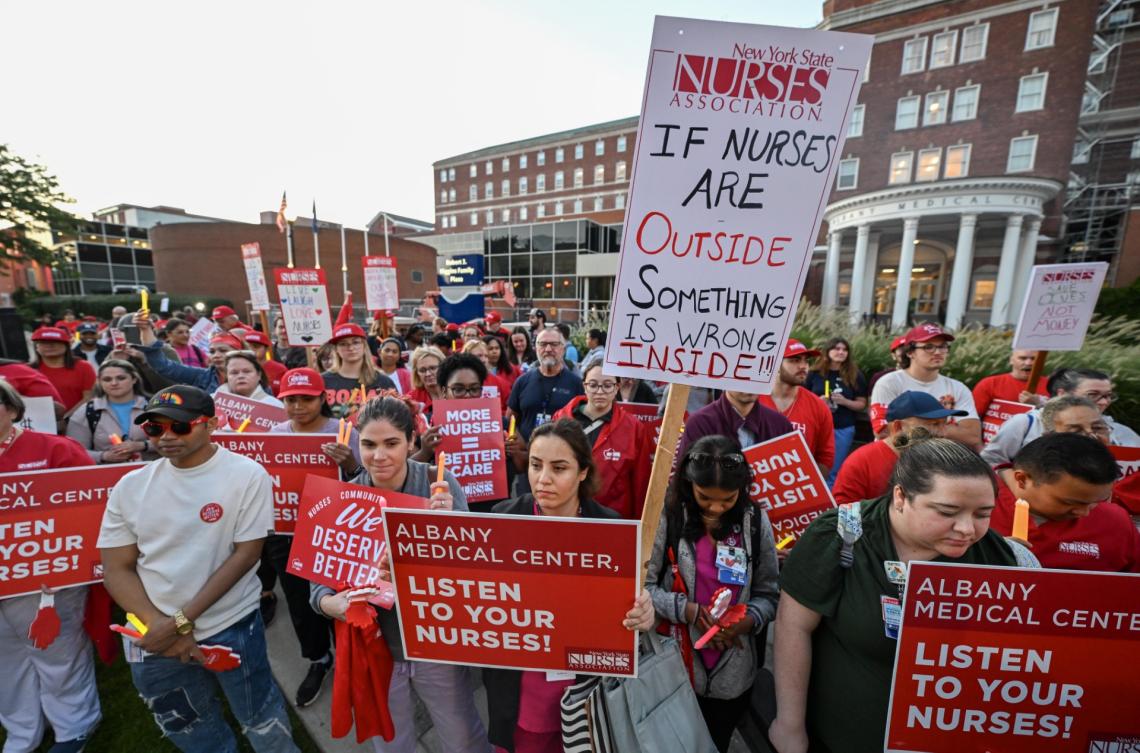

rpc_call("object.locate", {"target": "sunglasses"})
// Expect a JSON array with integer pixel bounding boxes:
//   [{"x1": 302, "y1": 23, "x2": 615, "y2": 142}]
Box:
[
  {"x1": 140, "y1": 416, "x2": 210, "y2": 437},
  {"x1": 688, "y1": 452, "x2": 746, "y2": 471}
]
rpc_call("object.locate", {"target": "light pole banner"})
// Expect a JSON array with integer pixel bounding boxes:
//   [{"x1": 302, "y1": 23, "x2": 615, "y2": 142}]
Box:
[{"x1": 242, "y1": 242, "x2": 272, "y2": 312}]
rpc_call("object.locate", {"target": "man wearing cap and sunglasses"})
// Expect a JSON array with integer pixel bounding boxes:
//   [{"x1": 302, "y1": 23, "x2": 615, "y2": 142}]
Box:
[
  {"x1": 759, "y1": 339, "x2": 836, "y2": 478},
  {"x1": 869, "y1": 323, "x2": 981, "y2": 449},
  {"x1": 98, "y1": 385, "x2": 299, "y2": 752}
]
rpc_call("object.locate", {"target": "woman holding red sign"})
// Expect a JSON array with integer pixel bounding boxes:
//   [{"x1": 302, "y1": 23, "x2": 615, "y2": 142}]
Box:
[
  {"x1": 310, "y1": 396, "x2": 489, "y2": 753},
  {"x1": 647, "y1": 434, "x2": 780, "y2": 752},
  {"x1": 769, "y1": 437, "x2": 1025, "y2": 753}
]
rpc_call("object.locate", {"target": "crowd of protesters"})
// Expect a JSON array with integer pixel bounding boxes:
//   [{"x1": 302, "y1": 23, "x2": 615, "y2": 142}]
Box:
[{"x1": 1, "y1": 302, "x2": 1137, "y2": 753}]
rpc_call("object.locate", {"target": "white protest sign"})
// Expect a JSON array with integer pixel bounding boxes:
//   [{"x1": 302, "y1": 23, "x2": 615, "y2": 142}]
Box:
[
  {"x1": 362, "y1": 256, "x2": 399, "y2": 312},
  {"x1": 241, "y1": 242, "x2": 272, "y2": 312},
  {"x1": 187, "y1": 317, "x2": 215, "y2": 351},
  {"x1": 17, "y1": 395, "x2": 57, "y2": 434},
  {"x1": 274, "y1": 267, "x2": 333, "y2": 346},
  {"x1": 603, "y1": 18, "x2": 872, "y2": 393},
  {"x1": 1012, "y1": 262, "x2": 1108, "y2": 351}
]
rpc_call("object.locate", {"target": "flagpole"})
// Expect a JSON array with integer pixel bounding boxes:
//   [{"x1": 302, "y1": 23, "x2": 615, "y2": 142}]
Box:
[
  {"x1": 286, "y1": 222, "x2": 295, "y2": 268},
  {"x1": 363, "y1": 228, "x2": 370, "y2": 257},
  {"x1": 340, "y1": 224, "x2": 349, "y2": 301},
  {"x1": 312, "y1": 202, "x2": 321, "y2": 269},
  {"x1": 383, "y1": 212, "x2": 390, "y2": 257}
]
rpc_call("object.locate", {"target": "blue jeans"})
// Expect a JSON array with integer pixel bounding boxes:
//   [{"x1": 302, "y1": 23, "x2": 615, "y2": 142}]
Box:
[
  {"x1": 828, "y1": 425, "x2": 856, "y2": 487},
  {"x1": 130, "y1": 610, "x2": 298, "y2": 753}
]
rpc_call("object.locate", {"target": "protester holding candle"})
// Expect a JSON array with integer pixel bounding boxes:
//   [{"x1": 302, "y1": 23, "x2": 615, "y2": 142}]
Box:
[
  {"x1": 311, "y1": 396, "x2": 488, "y2": 753},
  {"x1": 647, "y1": 435, "x2": 779, "y2": 752},
  {"x1": 66, "y1": 358, "x2": 157, "y2": 463},
  {"x1": 805, "y1": 337, "x2": 867, "y2": 485},
  {"x1": 483, "y1": 419, "x2": 655, "y2": 753},
  {"x1": 322, "y1": 324, "x2": 397, "y2": 418},
  {"x1": 134, "y1": 312, "x2": 240, "y2": 392}
]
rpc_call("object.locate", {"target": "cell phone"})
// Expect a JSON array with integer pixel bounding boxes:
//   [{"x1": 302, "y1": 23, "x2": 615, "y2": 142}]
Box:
[
  {"x1": 123, "y1": 325, "x2": 142, "y2": 346},
  {"x1": 110, "y1": 328, "x2": 126, "y2": 350}
]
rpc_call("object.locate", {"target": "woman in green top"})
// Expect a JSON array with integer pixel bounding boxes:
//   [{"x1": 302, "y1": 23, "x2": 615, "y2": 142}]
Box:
[{"x1": 769, "y1": 436, "x2": 1020, "y2": 753}]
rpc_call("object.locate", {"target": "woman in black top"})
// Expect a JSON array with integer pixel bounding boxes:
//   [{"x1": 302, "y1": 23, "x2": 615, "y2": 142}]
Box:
[{"x1": 805, "y1": 337, "x2": 866, "y2": 486}]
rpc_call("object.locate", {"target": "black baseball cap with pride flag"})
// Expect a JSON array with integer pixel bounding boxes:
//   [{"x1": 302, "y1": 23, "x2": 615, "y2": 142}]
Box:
[{"x1": 135, "y1": 385, "x2": 215, "y2": 424}]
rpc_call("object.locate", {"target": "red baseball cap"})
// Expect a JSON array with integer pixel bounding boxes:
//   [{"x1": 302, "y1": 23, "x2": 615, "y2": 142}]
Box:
[
  {"x1": 485, "y1": 312, "x2": 501, "y2": 324},
  {"x1": 32, "y1": 327, "x2": 70, "y2": 342},
  {"x1": 212, "y1": 305, "x2": 237, "y2": 320},
  {"x1": 208, "y1": 333, "x2": 244, "y2": 351},
  {"x1": 904, "y1": 323, "x2": 955, "y2": 344},
  {"x1": 329, "y1": 323, "x2": 366, "y2": 343},
  {"x1": 784, "y1": 339, "x2": 821, "y2": 359},
  {"x1": 446, "y1": 323, "x2": 460, "y2": 332},
  {"x1": 277, "y1": 368, "x2": 325, "y2": 398},
  {"x1": 890, "y1": 335, "x2": 908, "y2": 352},
  {"x1": 243, "y1": 330, "x2": 270, "y2": 347}
]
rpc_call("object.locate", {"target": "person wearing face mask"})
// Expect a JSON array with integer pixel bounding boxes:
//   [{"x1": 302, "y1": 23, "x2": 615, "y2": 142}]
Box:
[
  {"x1": 768, "y1": 437, "x2": 1032, "y2": 753},
  {"x1": 134, "y1": 311, "x2": 240, "y2": 393},
  {"x1": 647, "y1": 435, "x2": 780, "y2": 752},
  {"x1": 311, "y1": 397, "x2": 489, "y2": 753},
  {"x1": 483, "y1": 419, "x2": 655, "y2": 753},
  {"x1": 66, "y1": 358, "x2": 157, "y2": 463}
]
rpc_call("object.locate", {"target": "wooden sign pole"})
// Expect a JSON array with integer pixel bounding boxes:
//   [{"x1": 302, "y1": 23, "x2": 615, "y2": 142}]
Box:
[
  {"x1": 638, "y1": 383, "x2": 690, "y2": 587},
  {"x1": 258, "y1": 310, "x2": 272, "y2": 359},
  {"x1": 1026, "y1": 350, "x2": 1049, "y2": 394}
]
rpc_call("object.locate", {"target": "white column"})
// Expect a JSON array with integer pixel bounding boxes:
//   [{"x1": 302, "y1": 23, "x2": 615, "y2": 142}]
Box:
[
  {"x1": 862, "y1": 232, "x2": 881, "y2": 315},
  {"x1": 989, "y1": 214, "x2": 1025, "y2": 327},
  {"x1": 943, "y1": 213, "x2": 979, "y2": 331},
  {"x1": 1009, "y1": 217, "x2": 1042, "y2": 320},
  {"x1": 892, "y1": 217, "x2": 920, "y2": 328},
  {"x1": 847, "y1": 224, "x2": 871, "y2": 322},
  {"x1": 822, "y1": 230, "x2": 843, "y2": 307}
]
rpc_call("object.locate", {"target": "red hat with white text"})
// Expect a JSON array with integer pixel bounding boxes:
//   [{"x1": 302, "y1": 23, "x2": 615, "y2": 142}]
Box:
[
  {"x1": 276, "y1": 368, "x2": 326, "y2": 398},
  {"x1": 904, "y1": 323, "x2": 955, "y2": 344},
  {"x1": 784, "y1": 339, "x2": 821, "y2": 359},
  {"x1": 31, "y1": 327, "x2": 70, "y2": 342},
  {"x1": 212, "y1": 305, "x2": 237, "y2": 320},
  {"x1": 243, "y1": 330, "x2": 271, "y2": 347},
  {"x1": 328, "y1": 323, "x2": 366, "y2": 343}
]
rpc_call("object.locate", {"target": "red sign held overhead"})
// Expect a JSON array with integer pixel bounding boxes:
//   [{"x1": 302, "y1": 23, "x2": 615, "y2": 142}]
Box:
[
  {"x1": 383, "y1": 509, "x2": 640, "y2": 676},
  {"x1": 981, "y1": 399, "x2": 1034, "y2": 445},
  {"x1": 212, "y1": 392, "x2": 288, "y2": 433},
  {"x1": 744, "y1": 432, "x2": 835, "y2": 545},
  {"x1": 0, "y1": 464, "x2": 143, "y2": 598},
  {"x1": 431, "y1": 398, "x2": 508, "y2": 503},
  {"x1": 886, "y1": 562, "x2": 1140, "y2": 753},
  {"x1": 212, "y1": 433, "x2": 341, "y2": 534}
]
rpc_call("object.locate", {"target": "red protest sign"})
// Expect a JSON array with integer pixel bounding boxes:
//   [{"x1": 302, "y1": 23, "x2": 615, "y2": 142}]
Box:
[
  {"x1": 0, "y1": 464, "x2": 143, "y2": 598},
  {"x1": 384, "y1": 509, "x2": 640, "y2": 676},
  {"x1": 212, "y1": 433, "x2": 340, "y2": 533},
  {"x1": 287, "y1": 475, "x2": 429, "y2": 590},
  {"x1": 981, "y1": 399, "x2": 1034, "y2": 444},
  {"x1": 1109, "y1": 446, "x2": 1140, "y2": 516},
  {"x1": 886, "y1": 563, "x2": 1140, "y2": 753},
  {"x1": 620, "y1": 402, "x2": 685, "y2": 448},
  {"x1": 431, "y1": 398, "x2": 507, "y2": 503},
  {"x1": 212, "y1": 392, "x2": 288, "y2": 432},
  {"x1": 744, "y1": 432, "x2": 835, "y2": 545}
]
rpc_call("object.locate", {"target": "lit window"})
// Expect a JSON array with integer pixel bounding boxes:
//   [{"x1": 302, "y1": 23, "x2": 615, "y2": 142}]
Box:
[
  {"x1": 1025, "y1": 8, "x2": 1058, "y2": 50},
  {"x1": 440, "y1": 190, "x2": 447, "y2": 203},
  {"x1": 847, "y1": 105, "x2": 864, "y2": 138},
  {"x1": 439, "y1": 169, "x2": 447, "y2": 182},
  {"x1": 595, "y1": 140, "x2": 605, "y2": 156},
  {"x1": 836, "y1": 158, "x2": 859, "y2": 190},
  {"x1": 448, "y1": 188, "x2": 455, "y2": 202},
  {"x1": 930, "y1": 31, "x2": 957, "y2": 68},
  {"x1": 953, "y1": 85, "x2": 980, "y2": 121},
  {"x1": 485, "y1": 210, "x2": 494, "y2": 224},
  {"x1": 519, "y1": 154, "x2": 528, "y2": 169},
  {"x1": 972, "y1": 275, "x2": 997, "y2": 309},
  {"x1": 574, "y1": 144, "x2": 584, "y2": 159},
  {"x1": 519, "y1": 206, "x2": 528, "y2": 221},
  {"x1": 554, "y1": 202, "x2": 564, "y2": 216},
  {"x1": 537, "y1": 151, "x2": 546, "y2": 166},
  {"x1": 895, "y1": 96, "x2": 920, "y2": 129},
  {"x1": 944, "y1": 145, "x2": 971, "y2": 178},
  {"x1": 573, "y1": 199, "x2": 583, "y2": 214},
  {"x1": 889, "y1": 152, "x2": 914, "y2": 184},
  {"x1": 554, "y1": 171, "x2": 564, "y2": 190},
  {"x1": 448, "y1": 168, "x2": 455, "y2": 181},
  {"x1": 484, "y1": 182, "x2": 493, "y2": 199},
  {"x1": 1016, "y1": 73, "x2": 1048, "y2": 112},
  {"x1": 502, "y1": 157, "x2": 510, "y2": 171},
  {"x1": 555, "y1": 147, "x2": 564, "y2": 163},
  {"x1": 960, "y1": 24, "x2": 989, "y2": 62},
  {"x1": 594, "y1": 196, "x2": 604, "y2": 211},
  {"x1": 616, "y1": 161, "x2": 627, "y2": 180},
  {"x1": 617, "y1": 135, "x2": 627, "y2": 152},
  {"x1": 594, "y1": 165, "x2": 605, "y2": 184},
  {"x1": 519, "y1": 177, "x2": 528, "y2": 195},
  {"x1": 916, "y1": 148, "x2": 941, "y2": 182},
  {"x1": 924, "y1": 91, "x2": 949, "y2": 126},
  {"x1": 470, "y1": 212, "x2": 478, "y2": 226},
  {"x1": 902, "y1": 37, "x2": 927, "y2": 74},
  {"x1": 502, "y1": 209, "x2": 510, "y2": 223},
  {"x1": 615, "y1": 194, "x2": 625, "y2": 209},
  {"x1": 469, "y1": 185, "x2": 477, "y2": 201},
  {"x1": 485, "y1": 161, "x2": 493, "y2": 175},
  {"x1": 1007, "y1": 135, "x2": 1038, "y2": 172},
  {"x1": 537, "y1": 204, "x2": 546, "y2": 218},
  {"x1": 537, "y1": 174, "x2": 546, "y2": 191},
  {"x1": 574, "y1": 168, "x2": 584, "y2": 188},
  {"x1": 470, "y1": 164, "x2": 477, "y2": 178}
]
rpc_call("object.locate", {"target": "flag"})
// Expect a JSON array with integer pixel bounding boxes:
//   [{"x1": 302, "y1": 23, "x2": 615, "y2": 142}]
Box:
[
  {"x1": 276, "y1": 191, "x2": 288, "y2": 233},
  {"x1": 312, "y1": 200, "x2": 318, "y2": 235},
  {"x1": 335, "y1": 292, "x2": 354, "y2": 327}
]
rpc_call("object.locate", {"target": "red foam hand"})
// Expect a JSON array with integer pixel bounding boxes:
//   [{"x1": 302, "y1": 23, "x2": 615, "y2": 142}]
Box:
[
  {"x1": 28, "y1": 593, "x2": 61, "y2": 650},
  {"x1": 716, "y1": 603, "x2": 747, "y2": 629},
  {"x1": 345, "y1": 600, "x2": 375, "y2": 629}
]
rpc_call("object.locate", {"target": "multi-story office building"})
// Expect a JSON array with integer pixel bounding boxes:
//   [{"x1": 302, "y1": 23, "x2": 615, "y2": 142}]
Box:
[{"x1": 51, "y1": 220, "x2": 157, "y2": 295}]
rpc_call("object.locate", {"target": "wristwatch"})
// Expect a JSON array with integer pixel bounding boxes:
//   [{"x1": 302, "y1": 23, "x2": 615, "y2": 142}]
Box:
[{"x1": 173, "y1": 609, "x2": 195, "y2": 636}]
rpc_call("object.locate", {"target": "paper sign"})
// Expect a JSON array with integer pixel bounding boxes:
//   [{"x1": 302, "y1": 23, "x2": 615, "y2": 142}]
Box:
[
  {"x1": 1012, "y1": 263, "x2": 1109, "y2": 351},
  {"x1": 744, "y1": 432, "x2": 835, "y2": 544},
  {"x1": 188, "y1": 317, "x2": 215, "y2": 352},
  {"x1": 1109, "y1": 446, "x2": 1140, "y2": 516},
  {"x1": 603, "y1": 18, "x2": 872, "y2": 393},
  {"x1": 0, "y1": 464, "x2": 143, "y2": 599},
  {"x1": 885, "y1": 562, "x2": 1140, "y2": 753},
  {"x1": 363, "y1": 256, "x2": 399, "y2": 312},
  {"x1": 431, "y1": 398, "x2": 508, "y2": 503},
  {"x1": 212, "y1": 433, "x2": 340, "y2": 534},
  {"x1": 286, "y1": 475, "x2": 430, "y2": 591},
  {"x1": 211, "y1": 392, "x2": 288, "y2": 433},
  {"x1": 15, "y1": 396, "x2": 57, "y2": 435},
  {"x1": 241, "y1": 242, "x2": 272, "y2": 312},
  {"x1": 383, "y1": 509, "x2": 640, "y2": 676},
  {"x1": 981, "y1": 399, "x2": 1034, "y2": 444},
  {"x1": 275, "y1": 267, "x2": 334, "y2": 346}
]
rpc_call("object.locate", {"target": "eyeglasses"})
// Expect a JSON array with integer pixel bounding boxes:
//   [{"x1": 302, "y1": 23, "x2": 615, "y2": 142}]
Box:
[
  {"x1": 536, "y1": 341, "x2": 563, "y2": 350},
  {"x1": 1082, "y1": 391, "x2": 1117, "y2": 403},
  {"x1": 140, "y1": 416, "x2": 210, "y2": 437},
  {"x1": 688, "y1": 452, "x2": 746, "y2": 471},
  {"x1": 416, "y1": 365, "x2": 439, "y2": 375},
  {"x1": 913, "y1": 343, "x2": 951, "y2": 353},
  {"x1": 447, "y1": 385, "x2": 483, "y2": 397},
  {"x1": 584, "y1": 381, "x2": 617, "y2": 393}
]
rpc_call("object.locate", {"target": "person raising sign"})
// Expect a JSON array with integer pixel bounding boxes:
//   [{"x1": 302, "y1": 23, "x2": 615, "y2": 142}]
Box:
[{"x1": 133, "y1": 311, "x2": 240, "y2": 393}]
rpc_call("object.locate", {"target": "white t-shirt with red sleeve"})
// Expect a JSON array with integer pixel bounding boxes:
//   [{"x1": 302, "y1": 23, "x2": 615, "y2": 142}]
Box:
[{"x1": 869, "y1": 369, "x2": 978, "y2": 434}]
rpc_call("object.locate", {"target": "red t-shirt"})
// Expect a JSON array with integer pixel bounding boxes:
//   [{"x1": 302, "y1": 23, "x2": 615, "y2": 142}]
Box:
[
  {"x1": 35, "y1": 361, "x2": 96, "y2": 412},
  {"x1": 832, "y1": 439, "x2": 897, "y2": 505},
  {"x1": 0, "y1": 430, "x2": 94, "y2": 472},
  {"x1": 971, "y1": 373, "x2": 1047, "y2": 421},
  {"x1": 991, "y1": 479, "x2": 1140, "y2": 573},
  {"x1": 760, "y1": 387, "x2": 835, "y2": 469},
  {"x1": 0, "y1": 363, "x2": 63, "y2": 403}
]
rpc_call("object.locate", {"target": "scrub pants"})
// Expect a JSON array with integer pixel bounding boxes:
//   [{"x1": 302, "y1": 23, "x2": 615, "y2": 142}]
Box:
[{"x1": 368, "y1": 661, "x2": 489, "y2": 753}]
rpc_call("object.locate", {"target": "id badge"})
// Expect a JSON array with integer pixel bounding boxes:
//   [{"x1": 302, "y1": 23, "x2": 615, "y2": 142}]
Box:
[
  {"x1": 881, "y1": 595, "x2": 902, "y2": 640},
  {"x1": 534, "y1": 413, "x2": 552, "y2": 427},
  {"x1": 122, "y1": 633, "x2": 150, "y2": 664},
  {"x1": 716, "y1": 544, "x2": 747, "y2": 585},
  {"x1": 545, "y1": 670, "x2": 575, "y2": 682}
]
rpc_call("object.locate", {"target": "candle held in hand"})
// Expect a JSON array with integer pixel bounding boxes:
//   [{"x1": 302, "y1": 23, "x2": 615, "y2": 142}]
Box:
[
  {"x1": 236, "y1": 418, "x2": 251, "y2": 433},
  {"x1": 508, "y1": 415, "x2": 516, "y2": 437},
  {"x1": 140, "y1": 289, "x2": 148, "y2": 312},
  {"x1": 1012, "y1": 499, "x2": 1030, "y2": 541},
  {"x1": 437, "y1": 451, "x2": 446, "y2": 483}
]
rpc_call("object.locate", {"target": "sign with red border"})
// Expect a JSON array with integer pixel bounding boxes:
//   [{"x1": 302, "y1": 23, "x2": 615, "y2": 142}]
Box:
[
  {"x1": 744, "y1": 431, "x2": 835, "y2": 545},
  {"x1": 431, "y1": 398, "x2": 508, "y2": 503}
]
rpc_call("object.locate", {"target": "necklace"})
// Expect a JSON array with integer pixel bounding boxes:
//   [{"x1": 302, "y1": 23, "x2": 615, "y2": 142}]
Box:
[{"x1": 0, "y1": 427, "x2": 21, "y2": 456}]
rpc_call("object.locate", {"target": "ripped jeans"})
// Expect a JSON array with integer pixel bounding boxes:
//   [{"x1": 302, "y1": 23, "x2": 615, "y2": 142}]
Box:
[{"x1": 129, "y1": 610, "x2": 299, "y2": 753}]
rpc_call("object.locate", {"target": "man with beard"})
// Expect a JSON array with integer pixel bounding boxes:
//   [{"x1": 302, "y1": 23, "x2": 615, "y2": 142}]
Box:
[
  {"x1": 72, "y1": 321, "x2": 111, "y2": 366},
  {"x1": 506, "y1": 326, "x2": 583, "y2": 442},
  {"x1": 972, "y1": 349, "x2": 1049, "y2": 418},
  {"x1": 759, "y1": 339, "x2": 835, "y2": 477}
]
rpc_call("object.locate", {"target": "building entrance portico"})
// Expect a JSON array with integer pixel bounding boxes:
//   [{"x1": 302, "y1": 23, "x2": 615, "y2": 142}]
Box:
[{"x1": 821, "y1": 177, "x2": 1061, "y2": 329}]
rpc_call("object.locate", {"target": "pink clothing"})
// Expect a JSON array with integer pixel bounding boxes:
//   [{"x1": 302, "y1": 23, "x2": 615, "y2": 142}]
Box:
[
  {"x1": 517, "y1": 671, "x2": 571, "y2": 733},
  {"x1": 173, "y1": 343, "x2": 208, "y2": 368},
  {"x1": 694, "y1": 532, "x2": 744, "y2": 670}
]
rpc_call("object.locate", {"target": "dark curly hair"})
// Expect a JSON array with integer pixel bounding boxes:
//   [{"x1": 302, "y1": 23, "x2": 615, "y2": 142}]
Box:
[{"x1": 668, "y1": 435, "x2": 751, "y2": 543}]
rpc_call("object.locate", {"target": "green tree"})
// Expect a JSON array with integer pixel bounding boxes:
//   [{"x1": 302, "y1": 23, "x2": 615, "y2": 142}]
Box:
[{"x1": 0, "y1": 143, "x2": 77, "y2": 264}]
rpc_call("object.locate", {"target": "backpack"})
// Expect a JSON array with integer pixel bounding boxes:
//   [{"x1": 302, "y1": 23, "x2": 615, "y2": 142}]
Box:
[{"x1": 84, "y1": 401, "x2": 104, "y2": 449}]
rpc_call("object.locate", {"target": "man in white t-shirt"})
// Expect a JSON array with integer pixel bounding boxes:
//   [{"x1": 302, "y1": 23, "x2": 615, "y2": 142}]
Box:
[
  {"x1": 869, "y1": 323, "x2": 981, "y2": 449},
  {"x1": 98, "y1": 385, "x2": 299, "y2": 752}
]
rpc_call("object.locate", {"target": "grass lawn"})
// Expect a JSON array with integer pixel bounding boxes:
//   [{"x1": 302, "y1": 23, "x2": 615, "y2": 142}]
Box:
[{"x1": 0, "y1": 653, "x2": 322, "y2": 752}]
